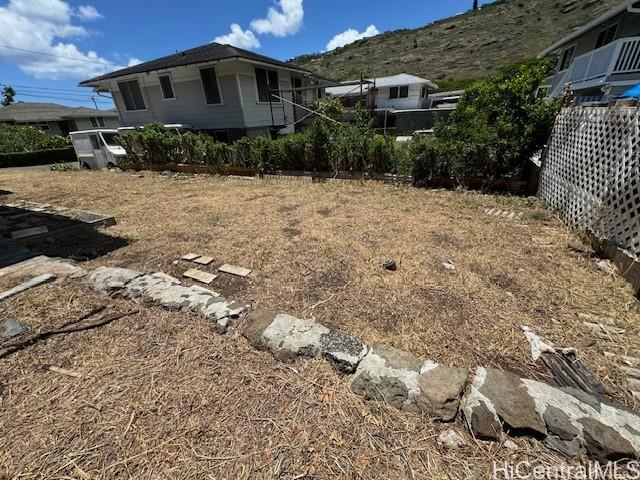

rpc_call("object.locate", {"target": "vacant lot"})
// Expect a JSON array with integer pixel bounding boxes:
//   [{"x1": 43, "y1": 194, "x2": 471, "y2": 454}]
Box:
[{"x1": 1, "y1": 169, "x2": 638, "y2": 478}]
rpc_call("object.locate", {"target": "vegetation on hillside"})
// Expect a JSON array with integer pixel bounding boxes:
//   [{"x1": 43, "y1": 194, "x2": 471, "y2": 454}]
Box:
[{"x1": 290, "y1": 0, "x2": 619, "y2": 87}]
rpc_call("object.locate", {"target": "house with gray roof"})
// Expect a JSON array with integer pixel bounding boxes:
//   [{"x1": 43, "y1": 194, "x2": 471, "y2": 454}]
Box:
[
  {"x1": 0, "y1": 102, "x2": 119, "y2": 136},
  {"x1": 79, "y1": 42, "x2": 326, "y2": 141}
]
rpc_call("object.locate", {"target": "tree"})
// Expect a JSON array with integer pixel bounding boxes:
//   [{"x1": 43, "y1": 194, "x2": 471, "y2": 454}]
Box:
[
  {"x1": 473, "y1": 0, "x2": 478, "y2": 10},
  {"x1": 1, "y1": 86, "x2": 15, "y2": 107}
]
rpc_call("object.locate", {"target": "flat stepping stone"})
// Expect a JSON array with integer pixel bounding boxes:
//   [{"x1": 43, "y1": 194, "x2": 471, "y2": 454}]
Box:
[
  {"x1": 193, "y1": 256, "x2": 214, "y2": 266},
  {"x1": 181, "y1": 253, "x2": 200, "y2": 261},
  {"x1": 218, "y1": 264, "x2": 251, "y2": 277},
  {"x1": 0, "y1": 317, "x2": 26, "y2": 339},
  {"x1": 183, "y1": 269, "x2": 217, "y2": 285}
]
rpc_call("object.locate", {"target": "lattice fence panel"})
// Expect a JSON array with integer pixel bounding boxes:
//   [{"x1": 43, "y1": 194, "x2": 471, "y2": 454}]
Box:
[{"x1": 539, "y1": 106, "x2": 640, "y2": 257}]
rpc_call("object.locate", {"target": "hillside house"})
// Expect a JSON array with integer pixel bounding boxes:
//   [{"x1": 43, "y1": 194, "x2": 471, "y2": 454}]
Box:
[
  {"x1": 325, "y1": 73, "x2": 437, "y2": 110},
  {"x1": 79, "y1": 43, "x2": 325, "y2": 141},
  {"x1": 0, "y1": 102, "x2": 119, "y2": 135},
  {"x1": 539, "y1": 0, "x2": 640, "y2": 104}
]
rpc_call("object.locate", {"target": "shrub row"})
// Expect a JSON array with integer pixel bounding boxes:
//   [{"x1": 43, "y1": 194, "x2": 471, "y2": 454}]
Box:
[
  {"x1": 0, "y1": 124, "x2": 70, "y2": 155},
  {"x1": 0, "y1": 147, "x2": 77, "y2": 168}
]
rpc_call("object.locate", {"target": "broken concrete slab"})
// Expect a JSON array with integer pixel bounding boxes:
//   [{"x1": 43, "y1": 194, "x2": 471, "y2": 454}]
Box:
[
  {"x1": 183, "y1": 269, "x2": 217, "y2": 285},
  {"x1": 462, "y1": 367, "x2": 640, "y2": 461},
  {"x1": 218, "y1": 264, "x2": 251, "y2": 277},
  {"x1": 350, "y1": 345, "x2": 467, "y2": 420},
  {"x1": 86, "y1": 267, "x2": 142, "y2": 295},
  {"x1": 0, "y1": 255, "x2": 86, "y2": 282},
  {"x1": 0, "y1": 317, "x2": 26, "y2": 339},
  {"x1": 181, "y1": 253, "x2": 200, "y2": 261},
  {"x1": 0, "y1": 273, "x2": 56, "y2": 301}
]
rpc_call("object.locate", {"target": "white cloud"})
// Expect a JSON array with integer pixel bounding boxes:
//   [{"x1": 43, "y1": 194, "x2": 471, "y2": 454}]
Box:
[
  {"x1": 127, "y1": 57, "x2": 142, "y2": 67},
  {"x1": 250, "y1": 0, "x2": 303, "y2": 37},
  {"x1": 0, "y1": 0, "x2": 126, "y2": 80},
  {"x1": 214, "y1": 23, "x2": 261, "y2": 50},
  {"x1": 75, "y1": 5, "x2": 103, "y2": 21},
  {"x1": 325, "y1": 25, "x2": 380, "y2": 52}
]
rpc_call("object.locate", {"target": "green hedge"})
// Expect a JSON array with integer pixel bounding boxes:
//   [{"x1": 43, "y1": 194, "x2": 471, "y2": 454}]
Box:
[{"x1": 0, "y1": 147, "x2": 77, "y2": 168}]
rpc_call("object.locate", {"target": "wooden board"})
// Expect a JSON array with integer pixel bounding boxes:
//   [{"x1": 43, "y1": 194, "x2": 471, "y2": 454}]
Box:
[
  {"x1": 183, "y1": 269, "x2": 217, "y2": 285},
  {"x1": 218, "y1": 264, "x2": 252, "y2": 277}
]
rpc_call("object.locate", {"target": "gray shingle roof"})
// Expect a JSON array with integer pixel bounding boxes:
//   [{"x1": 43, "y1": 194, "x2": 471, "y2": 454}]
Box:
[
  {"x1": 80, "y1": 42, "x2": 315, "y2": 86},
  {"x1": 0, "y1": 102, "x2": 118, "y2": 123}
]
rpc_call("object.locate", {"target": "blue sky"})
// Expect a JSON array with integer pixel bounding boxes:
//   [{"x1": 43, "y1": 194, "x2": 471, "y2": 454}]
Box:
[{"x1": 0, "y1": 0, "x2": 494, "y2": 109}]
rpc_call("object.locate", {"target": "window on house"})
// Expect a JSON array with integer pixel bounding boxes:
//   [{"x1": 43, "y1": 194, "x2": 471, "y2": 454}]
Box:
[
  {"x1": 200, "y1": 67, "x2": 221, "y2": 104},
  {"x1": 89, "y1": 134, "x2": 100, "y2": 150},
  {"x1": 559, "y1": 46, "x2": 575, "y2": 71},
  {"x1": 90, "y1": 117, "x2": 98, "y2": 127},
  {"x1": 97, "y1": 117, "x2": 105, "y2": 127},
  {"x1": 399, "y1": 86, "x2": 409, "y2": 98},
  {"x1": 389, "y1": 87, "x2": 399, "y2": 99},
  {"x1": 159, "y1": 75, "x2": 175, "y2": 99},
  {"x1": 37, "y1": 122, "x2": 50, "y2": 131},
  {"x1": 255, "y1": 68, "x2": 280, "y2": 103},
  {"x1": 317, "y1": 88, "x2": 324, "y2": 99},
  {"x1": 118, "y1": 79, "x2": 146, "y2": 111},
  {"x1": 595, "y1": 24, "x2": 618, "y2": 49}
]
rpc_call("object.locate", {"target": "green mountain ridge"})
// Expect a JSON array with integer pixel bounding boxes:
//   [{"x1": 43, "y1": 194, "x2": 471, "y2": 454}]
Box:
[{"x1": 290, "y1": 0, "x2": 620, "y2": 90}]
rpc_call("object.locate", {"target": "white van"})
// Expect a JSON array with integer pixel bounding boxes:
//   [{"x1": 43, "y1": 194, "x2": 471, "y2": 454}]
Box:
[
  {"x1": 69, "y1": 129, "x2": 126, "y2": 170},
  {"x1": 117, "y1": 124, "x2": 193, "y2": 136}
]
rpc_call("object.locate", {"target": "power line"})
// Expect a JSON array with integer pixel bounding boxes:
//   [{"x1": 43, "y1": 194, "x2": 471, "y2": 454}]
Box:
[
  {"x1": 0, "y1": 44, "x2": 126, "y2": 68},
  {"x1": 14, "y1": 92, "x2": 113, "y2": 104},
  {"x1": 0, "y1": 83, "x2": 96, "y2": 94}
]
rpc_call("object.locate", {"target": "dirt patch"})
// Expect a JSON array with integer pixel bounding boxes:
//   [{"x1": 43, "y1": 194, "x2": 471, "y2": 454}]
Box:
[
  {"x1": 317, "y1": 207, "x2": 333, "y2": 217},
  {"x1": 282, "y1": 227, "x2": 303, "y2": 238}
]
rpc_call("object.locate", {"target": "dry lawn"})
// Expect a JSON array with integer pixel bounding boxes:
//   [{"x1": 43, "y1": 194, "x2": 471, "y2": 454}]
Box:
[{"x1": 0, "y1": 169, "x2": 639, "y2": 478}]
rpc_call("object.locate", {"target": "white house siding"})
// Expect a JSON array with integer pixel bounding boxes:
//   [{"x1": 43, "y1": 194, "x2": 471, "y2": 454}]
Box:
[
  {"x1": 110, "y1": 62, "x2": 245, "y2": 130},
  {"x1": 375, "y1": 84, "x2": 428, "y2": 110},
  {"x1": 73, "y1": 117, "x2": 119, "y2": 130}
]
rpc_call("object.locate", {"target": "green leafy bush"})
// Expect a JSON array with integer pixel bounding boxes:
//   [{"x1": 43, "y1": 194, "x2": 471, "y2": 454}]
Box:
[{"x1": 0, "y1": 124, "x2": 69, "y2": 154}]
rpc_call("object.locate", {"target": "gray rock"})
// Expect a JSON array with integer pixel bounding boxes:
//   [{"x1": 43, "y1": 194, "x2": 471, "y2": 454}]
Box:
[
  {"x1": 241, "y1": 310, "x2": 277, "y2": 349},
  {"x1": 351, "y1": 373, "x2": 410, "y2": 410},
  {"x1": 319, "y1": 331, "x2": 368, "y2": 373},
  {"x1": 414, "y1": 366, "x2": 468, "y2": 421},
  {"x1": 0, "y1": 317, "x2": 26, "y2": 339},
  {"x1": 86, "y1": 267, "x2": 141, "y2": 294},
  {"x1": 371, "y1": 344, "x2": 423, "y2": 372},
  {"x1": 544, "y1": 436, "x2": 584, "y2": 458},
  {"x1": 462, "y1": 368, "x2": 546, "y2": 440},
  {"x1": 261, "y1": 314, "x2": 330, "y2": 358},
  {"x1": 580, "y1": 418, "x2": 636, "y2": 462},
  {"x1": 544, "y1": 406, "x2": 580, "y2": 441},
  {"x1": 437, "y1": 429, "x2": 466, "y2": 448}
]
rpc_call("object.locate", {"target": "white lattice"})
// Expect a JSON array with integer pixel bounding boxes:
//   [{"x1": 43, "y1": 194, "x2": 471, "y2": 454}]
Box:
[{"x1": 539, "y1": 106, "x2": 640, "y2": 258}]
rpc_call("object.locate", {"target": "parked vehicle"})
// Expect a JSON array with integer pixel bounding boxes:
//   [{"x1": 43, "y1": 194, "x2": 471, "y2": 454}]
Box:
[
  {"x1": 117, "y1": 124, "x2": 193, "y2": 136},
  {"x1": 69, "y1": 129, "x2": 126, "y2": 169}
]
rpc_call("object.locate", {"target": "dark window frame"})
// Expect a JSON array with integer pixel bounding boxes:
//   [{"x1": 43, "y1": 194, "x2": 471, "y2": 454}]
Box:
[
  {"x1": 118, "y1": 79, "x2": 146, "y2": 111},
  {"x1": 389, "y1": 87, "x2": 399, "y2": 99},
  {"x1": 559, "y1": 45, "x2": 576, "y2": 71},
  {"x1": 399, "y1": 85, "x2": 409, "y2": 98},
  {"x1": 90, "y1": 117, "x2": 98, "y2": 127},
  {"x1": 255, "y1": 67, "x2": 280, "y2": 103},
  {"x1": 159, "y1": 74, "x2": 175, "y2": 100},
  {"x1": 89, "y1": 134, "x2": 100, "y2": 150},
  {"x1": 200, "y1": 67, "x2": 222, "y2": 105},
  {"x1": 595, "y1": 24, "x2": 618, "y2": 49},
  {"x1": 97, "y1": 117, "x2": 105, "y2": 127}
]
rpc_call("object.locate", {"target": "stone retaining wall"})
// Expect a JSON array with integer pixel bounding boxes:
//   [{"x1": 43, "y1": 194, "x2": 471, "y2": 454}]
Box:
[{"x1": 87, "y1": 266, "x2": 640, "y2": 463}]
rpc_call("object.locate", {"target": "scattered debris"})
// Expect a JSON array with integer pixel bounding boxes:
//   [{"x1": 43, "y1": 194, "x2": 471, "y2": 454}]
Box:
[
  {"x1": 183, "y1": 269, "x2": 217, "y2": 284},
  {"x1": 10, "y1": 225, "x2": 49, "y2": 240},
  {"x1": 442, "y1": 261, "x2": 456, "y2": 273},
  {"x1": 594, "y1": 260, "x2": 617, "y2": 275},
  {"x1": 218, "y1": 264, "x2": 252, "y2": 277},
  {"x1": 503, "y1": 439, "x2": 518, "y2": 450},
  {"x1": 151, "y1": 272, "x2": 181, "y2": 284},
  {"x1": 181, "y1": 253, "x2": 200, "y2": 261},
  {"x1": 382, "y1": 260, "x2": 397, "y2": 271},
  {"x1": 484, "y1": 208, "x2": 524, "y2": 220},
  {"x1": 437, "y1": 429, "x2": 466, "y2": 448},
  {"x1": 193, "y1": 256, "x2": 214, "y2": 266},
  {"x1": 0, "y1": 273, "x2": 56, "y2": 301},
  {"x1": 0, "y1": 317, "x2": 26, "y2": 339},
  {"x1": 583, "y1": 322, "x2": 625, "y2": 336},
  {"x1": 41, "y1": 364, "x2": 81, "y2": 378},
  {"x1": 522, "y1": 326, "x2": 605, "y2": 399},
  {"x1": 191, "y1": 285, "x2": 222, "y2": 297}
]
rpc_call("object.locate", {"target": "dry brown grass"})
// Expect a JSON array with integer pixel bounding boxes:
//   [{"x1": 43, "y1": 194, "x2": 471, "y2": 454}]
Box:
[{"x1": 0, "y1": 169, "x2": 638, "y2": 478}]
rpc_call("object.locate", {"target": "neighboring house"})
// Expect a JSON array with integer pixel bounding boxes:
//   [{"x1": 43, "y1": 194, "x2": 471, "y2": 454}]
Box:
[
  {"x1": 539, "y1": 0, "x2": 640, "y2": 104},
  {"x1": 326, "y1": 73, "x2": 438, "y2": 110},
  {"x1": 79, "y1": 43, "x2": 324, "y2": 141},
  {"x1": 0, "y1": 102, "x2": 119, "y2": 135},
  {"x1": 427, "y1": 90, "x2": 463, "y2": 110}
]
